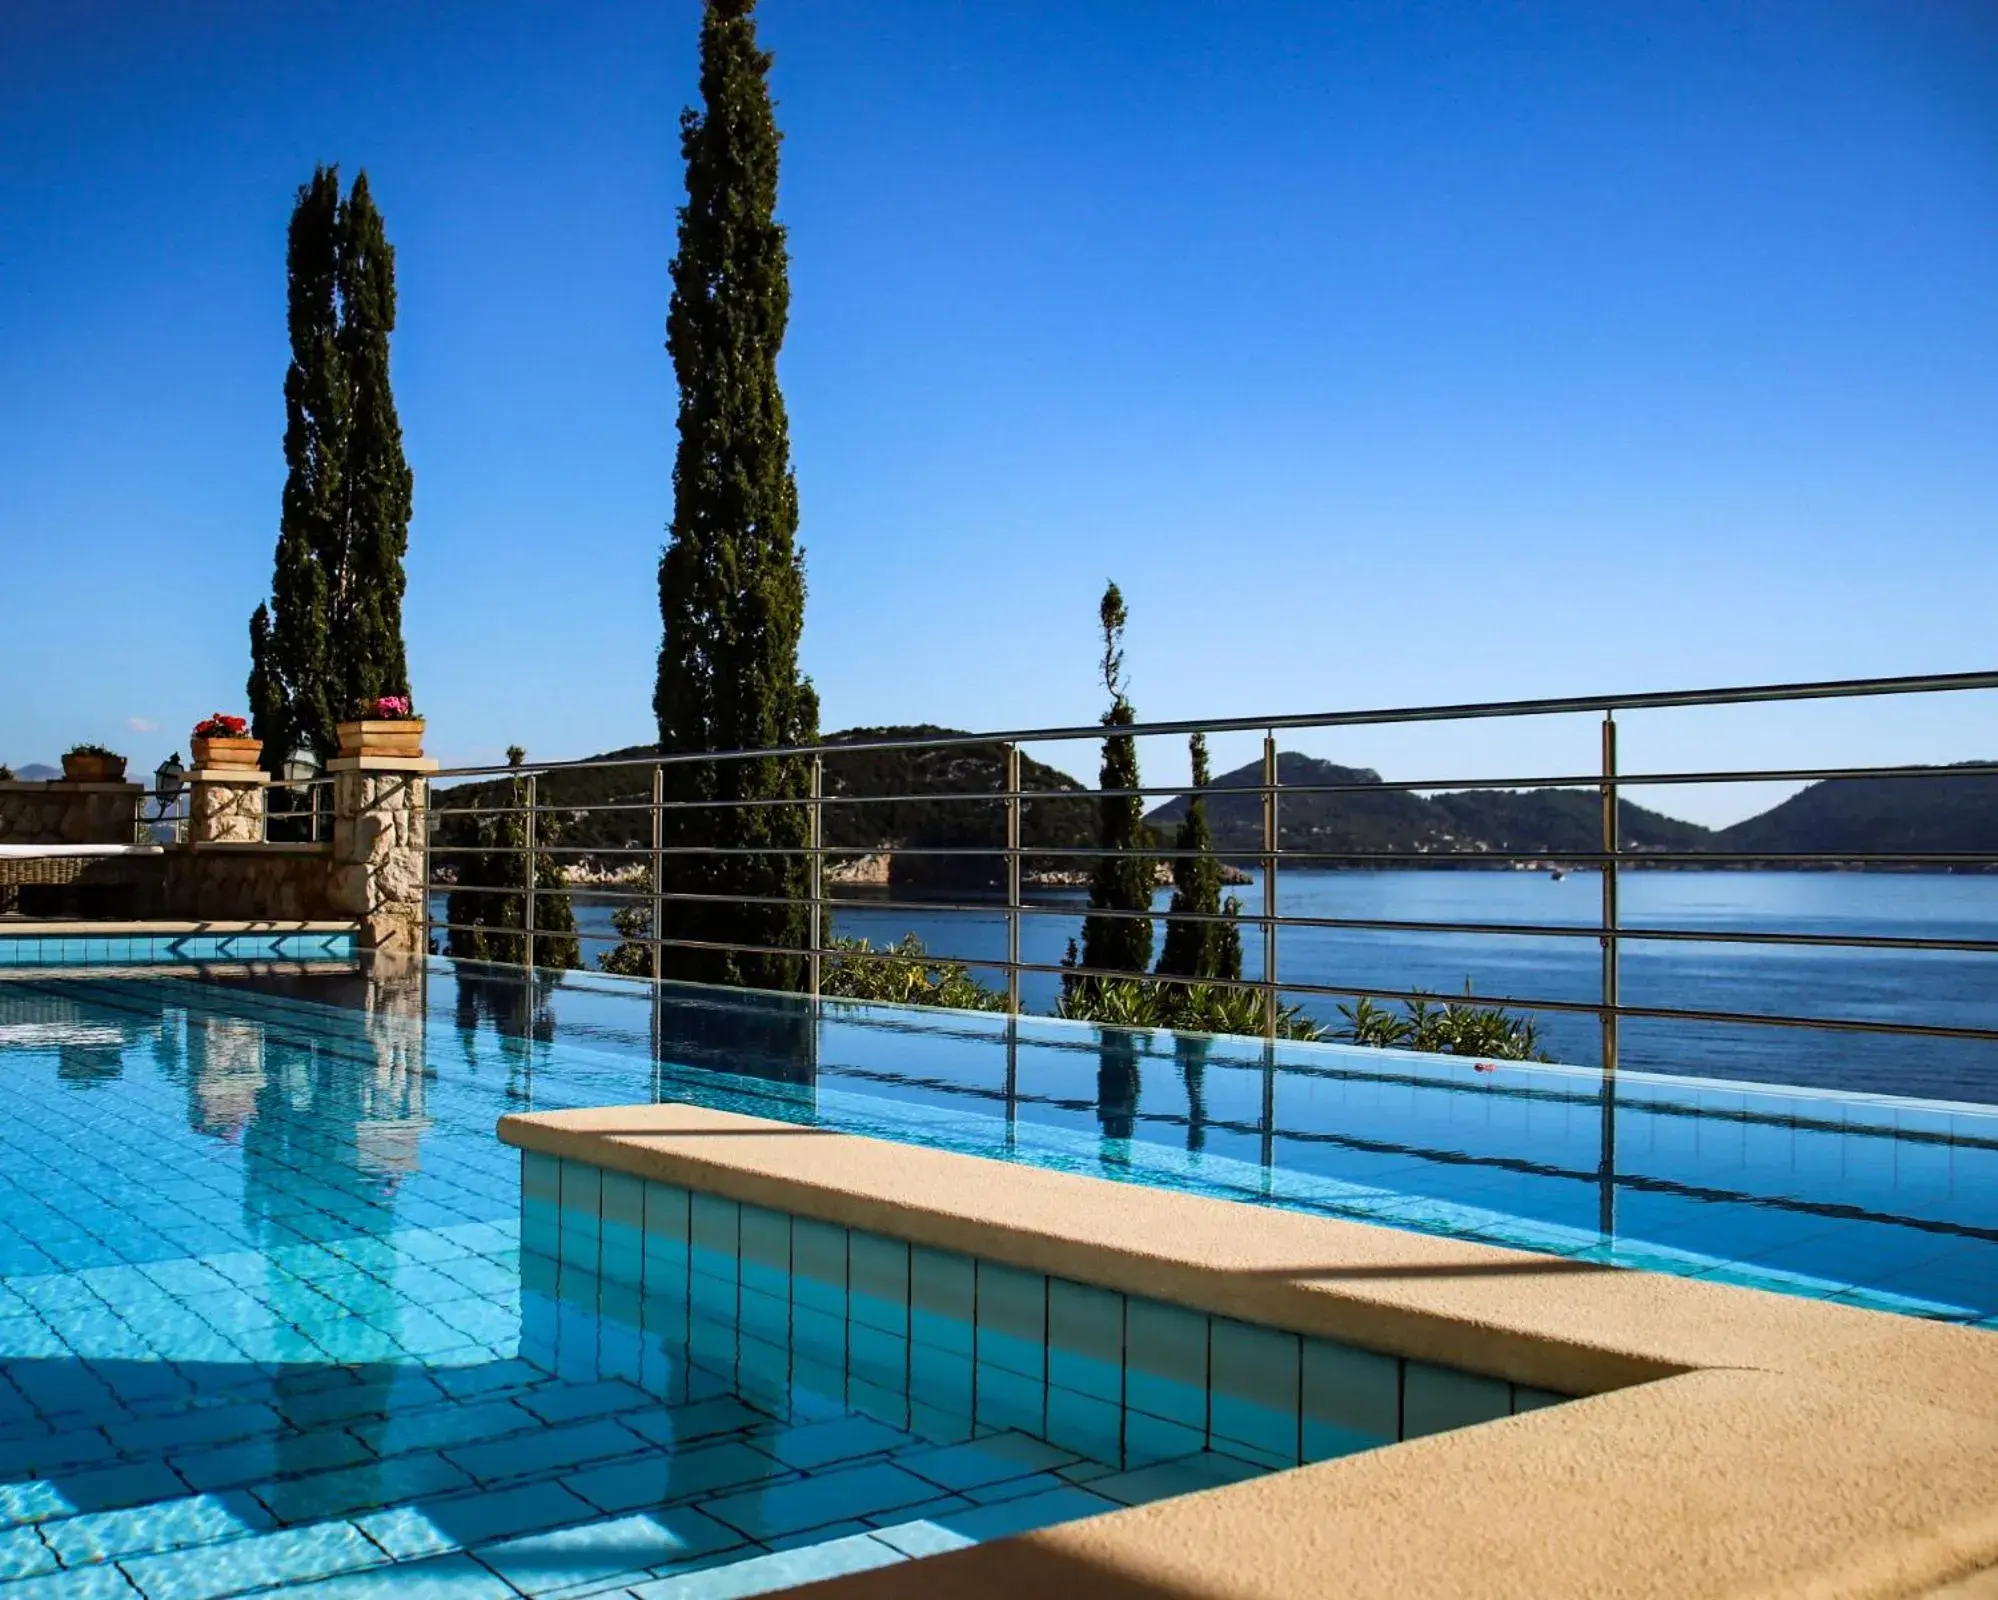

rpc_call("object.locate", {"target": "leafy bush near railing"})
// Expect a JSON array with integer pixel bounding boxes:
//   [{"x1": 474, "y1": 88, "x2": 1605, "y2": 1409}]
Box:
[
  {"x1": 1057, "y1": 977, "x2": 1326, "y2": 1042},
  {"x1": 1336, "y1": 990, "x2": 1549, "y2": 1061},
  {"x1": 819, "y1": 935, "x2": 1008, "y2": 1012}
]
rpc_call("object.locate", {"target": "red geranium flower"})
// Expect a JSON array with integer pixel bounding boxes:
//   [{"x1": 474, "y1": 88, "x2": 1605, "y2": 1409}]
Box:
[{"x1": 192, "y1": 713, "x2": 250, "y2": 739}]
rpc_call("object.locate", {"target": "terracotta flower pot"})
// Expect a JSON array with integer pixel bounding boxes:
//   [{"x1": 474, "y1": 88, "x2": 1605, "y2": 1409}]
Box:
[
  {"x1": 337, "y1": 718, "x2": 426, "y2": 759},
  {"x1": 61, "y1": 753, "x2": 127, "y2": 784},
  {"x1": 191, "y1": 736, "x2": 264, "y2": 771}
]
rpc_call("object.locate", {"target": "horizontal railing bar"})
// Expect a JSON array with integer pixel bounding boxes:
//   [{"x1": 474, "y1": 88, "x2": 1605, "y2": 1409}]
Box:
[
  {"x1": 419, "y1": 883, "x2": 1998, "y2": 953},
  {"x1": 421, "y1": 908, "x2": 1998, "y2": 1043},
  {"x1": 412, "y1": 839, "x2": 1998, "y2": 864},
  {"x1": 425, "y1": 669, "x2": 1998, "y2": 781}
]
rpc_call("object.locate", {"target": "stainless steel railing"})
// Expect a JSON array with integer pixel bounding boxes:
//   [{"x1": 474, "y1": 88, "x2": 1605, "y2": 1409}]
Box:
[{"x1": 421, "y1": 668, "x2": 1998, "y2": 1064}]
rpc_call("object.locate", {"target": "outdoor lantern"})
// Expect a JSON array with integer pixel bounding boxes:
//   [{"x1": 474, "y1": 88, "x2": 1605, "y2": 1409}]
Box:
[
  {"x1": 154, "y1": 752, "x2": 185, "y2": 804},
  {"x1": 282, "y1": 745, "x2": 322, "y2": 786}
]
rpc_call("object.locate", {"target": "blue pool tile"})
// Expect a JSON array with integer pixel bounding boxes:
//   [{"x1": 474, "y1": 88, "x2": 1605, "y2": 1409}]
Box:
[
  {"x1": 644, "y1": 1185, "x2": 692, "y2": 1274},
  {"x1": 476, "y1": 1506, "x2": 743, "y2": 1596},
  {"x1": 1511, "y1": 1385, "x2": 1568, "y2": 1415},
  {"x1": 738, "y1": 1205, "x2": 791, "y2": 1300},
  {"x1": 122, "y1": 1518, "x2": 388, "y2": 1600},
  {"x1": 895, "y1": 1430, "x2": 1078, "y2": 1493},
  {"x1": 764, "y1": 1413, "x2": 917, "y2": 1471},
  {"x1": 690, "y1": 1194, "x2": 741, "y2": 1277},
  {"x1": 1402, "y1": 1361, "x2": 1512, "y2": 1439},
  {"x1": 254, "y1": 1449, "x2": 473, "y2": 1526},
  {"x1": 0, "y1": 1525, "x2": 61, "y2": 1582},
  {"x1": 923, "y1": 1484, "x2": 1121, "y2": 1543},
  {"x1": 975, "y1": 1261, "x2": 1047, "y2": 1380},
  {"x1": 515, "y1": 1376, "x2": 651, "y2": 1427},
  {"x1": 283, "y1": 1552, "x2": 518, "y2": 1599},
  {"x1": 359, "y1": 1479, "x2": 597, "y2": 1559},
  {"x1": 1302, "y1": 1340, "x2": 1399, "y2": 1458},
  {"x1": 1088, "y1": 1449, "x2": 1268, "y2": 1507},
  {"x1": 739, "y1": 1281, "x2": 790, "y2": 1346},
  {"x1": 791, "y1": 1218, "x2": 848, "y2": 1316},
  {"x1": 909, "y1": 1341, "x2": 974, "y2": 1421},
  {"x1": 568, "y1": 1438, "x2": 789, "y2": 1515},
  {"x1": 1123, "y1": 1410, "x2": 1205, "y2": 1466},
  {"x1": 444, "y1": 1416, "x2": 647, "y2": 1485},
  {"x1": 975, "y1": 1360, "x2": 1047, "y2": 1436},
  {"x1": 907, "y1": 1250, "x2": 972, "y2": 1357},
  {"x1": 0, "y1": 1564, "x2": 143, "y2": 1599},
  {"x1": 1047, "y1": 1278, "x2": 1123, "y2": 1402},
  {"x1": 1043, "y1": 1385, "x2": 1124, "y2": 1465},
  {"x1": 522, "y1": 1153, "x2": 560, "y2": 1206},
  {"x1": 1208, "y1": 1319, "x2": 1301, "y2": 1464},
  {"x1": 700, "y1": 1459, "x2": 941, "y2": 1541},
  {"x1": 1124, "y1": 1299, "x2": 1208, "y2": 1429},
  {"x1": 628, "y1": 1531, "x2": 904, "y2": 1599},
  {"x1": 41, "y1": 1491, "x2": 267, "y2": 1565}
]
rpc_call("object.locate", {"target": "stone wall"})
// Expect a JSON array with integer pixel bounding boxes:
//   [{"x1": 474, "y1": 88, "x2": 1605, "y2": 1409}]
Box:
[
  {"x1": 0, "y1": 782, "x2": 144, "y2": 845},
  {"x1": 163, "y1": 845, "x2": 334, "y2": 923}
]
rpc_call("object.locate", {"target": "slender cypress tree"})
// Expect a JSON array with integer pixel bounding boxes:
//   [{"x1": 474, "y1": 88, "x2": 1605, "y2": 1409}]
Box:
[
  {"x1": 331, "y1": 173, "x2": 413, "y2": 715},
  {"x1": 1157, "y1": 733, "x2": 1229, "y2": 980},
  {"x1": 252, "y1": 166, "x2": 343, "y2": 770},
  {"x1": 1074, "y1": 582, "x2": 1153, "y2": 990},
  {"x1": 652, "y1": 0, "x2": 818, "y2": 991},
  {"x1": 248, "y1": 166, "x2": 412, "y2": 769}
]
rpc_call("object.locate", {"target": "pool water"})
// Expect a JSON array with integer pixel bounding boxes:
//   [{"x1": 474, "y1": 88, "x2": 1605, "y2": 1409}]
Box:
[{"x1": 0, "y1": 960, "x2": 1992, "y2": 1598}]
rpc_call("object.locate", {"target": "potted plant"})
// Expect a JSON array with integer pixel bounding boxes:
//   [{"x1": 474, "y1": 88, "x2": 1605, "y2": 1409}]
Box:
[
  {"x1": 62, "y1": 744, "x2": 128, "y2": 783},
  {"x1": 190, "y1": 713, "x2": 263, "y2": 771},
  {"x1": 337, "y1": 696, "x2": 425, "y2": 758}
]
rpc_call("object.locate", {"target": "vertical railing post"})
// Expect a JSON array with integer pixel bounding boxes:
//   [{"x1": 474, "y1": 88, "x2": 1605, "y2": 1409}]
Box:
[
  {"x1": 808, "y1": 754, "x2": 824, "y2": 1001},
  {"x1": 1600, "y1": 713, "x2": 1619, "y2": 1074},
  {"x1": 1005, "y1": 743, "x2": 1022, "y2": 1017},
  {"x1": 650, "y1": 764, "x2": 664, "y2": 983},
  {"x1": 523, "y1": 771, "x2": 537, "y2": 974},
  {"x1": 1261, "y1": 733, "x2": 1279, "y2": 1040},
  {"x1": 420, "y1": 780, "x2": 432, "y2": 957}
]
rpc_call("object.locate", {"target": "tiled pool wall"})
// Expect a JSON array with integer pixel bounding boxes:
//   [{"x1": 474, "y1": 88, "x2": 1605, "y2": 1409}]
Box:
[
  {"x1": 524, "y1": 1152, "x2": 1568, "y2": 1478},
  {"x1": 0, "y1": 931, "x2": 356, "y2": 967}
]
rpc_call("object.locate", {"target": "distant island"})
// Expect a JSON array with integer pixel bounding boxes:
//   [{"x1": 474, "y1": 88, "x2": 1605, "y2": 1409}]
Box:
[{"x1": 433, "y1": 735, "x2": 1996, "y2": 887}]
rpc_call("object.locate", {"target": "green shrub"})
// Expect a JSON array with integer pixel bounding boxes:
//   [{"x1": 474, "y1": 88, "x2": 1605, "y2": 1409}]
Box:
[
  {"x1": 1336, "y1": 986, "x2": 1548, "y2": 1061},
  {"x1": 821, "y1": 935, "x2": 1006, "y2": 1012},
  {"x1": 1058, "y1": 977, "x2": 1324, "y2": 1042}
]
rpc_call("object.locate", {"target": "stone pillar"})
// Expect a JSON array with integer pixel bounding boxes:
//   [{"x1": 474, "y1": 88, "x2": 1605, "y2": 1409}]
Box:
[
  {"x1": 184, "y1": 769, "x2": 269, "y2": 845},
  {"x1": 327, "y1": 756, "x2": 436, "y2": 955}
]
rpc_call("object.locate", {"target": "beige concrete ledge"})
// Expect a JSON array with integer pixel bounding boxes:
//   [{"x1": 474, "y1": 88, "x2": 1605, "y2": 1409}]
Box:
[{"x1": 500, "y1": 1101, "x2": 1998, "y2": 1600}]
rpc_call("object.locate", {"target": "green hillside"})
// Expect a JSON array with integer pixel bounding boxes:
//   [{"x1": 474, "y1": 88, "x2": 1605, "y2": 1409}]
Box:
[
  {"x1": 1714, "y1": 762, "x2": 1998, "y2": 857},
  {"x1": 1144, "y1": 753, "x2": 1711, "y2": 861}
]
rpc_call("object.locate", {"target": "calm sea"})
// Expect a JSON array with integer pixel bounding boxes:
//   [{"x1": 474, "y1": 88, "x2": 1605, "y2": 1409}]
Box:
[{"x1": 449, "y1": 870, "x2": 1998, "y2": 1105}]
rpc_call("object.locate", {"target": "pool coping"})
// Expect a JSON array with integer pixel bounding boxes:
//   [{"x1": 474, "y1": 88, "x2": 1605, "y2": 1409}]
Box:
[{"x1": 499, "y1": 1101, "x2": 1998, "y2": 1599}]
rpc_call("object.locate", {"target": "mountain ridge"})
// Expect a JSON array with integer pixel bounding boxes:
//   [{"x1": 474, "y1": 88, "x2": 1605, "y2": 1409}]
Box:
[{"x1": 434, "y1": 738, "x2": 1995, "y2": 875}]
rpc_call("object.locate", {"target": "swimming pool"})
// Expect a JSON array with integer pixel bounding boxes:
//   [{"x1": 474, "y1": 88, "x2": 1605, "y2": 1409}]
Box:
[{"x1": 0, "y1": 959, "x2": 1991, "y2": 1597}]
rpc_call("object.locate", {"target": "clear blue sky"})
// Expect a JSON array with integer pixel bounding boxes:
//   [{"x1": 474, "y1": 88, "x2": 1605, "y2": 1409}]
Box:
[{"x1": 2, "y1": 0, "x2": 1993, "y2": 821}]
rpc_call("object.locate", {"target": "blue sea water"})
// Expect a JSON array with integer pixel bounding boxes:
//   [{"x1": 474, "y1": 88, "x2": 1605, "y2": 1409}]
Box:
[{"x1": 541, "y1": 870, "x2": 1998, "y2": 1103}]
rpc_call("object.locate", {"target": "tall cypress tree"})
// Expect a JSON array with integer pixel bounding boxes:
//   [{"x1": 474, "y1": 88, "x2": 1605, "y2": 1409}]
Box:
[
  {"x1": 1073, "y1": 582, "x2": 1153, "y2": 991},
  {"x1": 1157, "y1": 732, "x2": 1231, "y2": 981},
  {"x1": 248, "y1": 166, "x2": 412, "y2": 769},
  {"x1": 251, "y1": 167, "x2": 343, "y2": 770},
  {"x1": 331, "y1": 173, "x2": 413, "y2": 715},
  {"x1": 652, "y1": 0, "x2": 818, "y2": 991}
]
